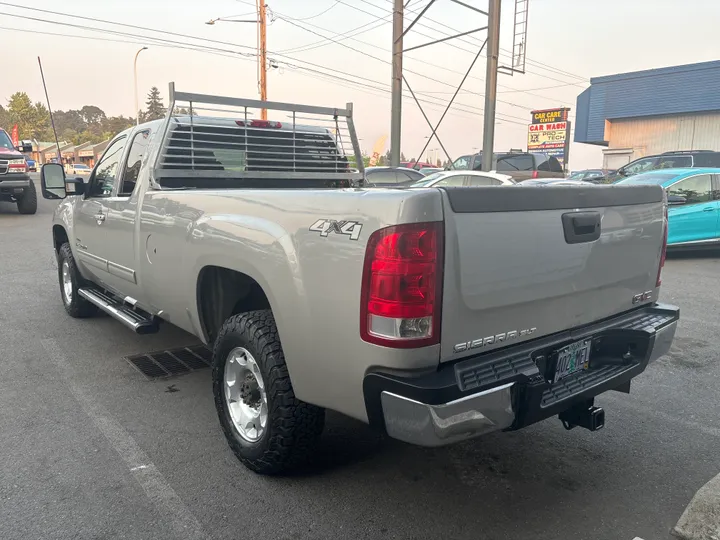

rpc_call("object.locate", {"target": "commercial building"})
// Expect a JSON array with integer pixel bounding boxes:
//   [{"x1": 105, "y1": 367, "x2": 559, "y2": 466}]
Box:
[
  {"x1": 32, "y1": 138, "x2": 109, "y2": 166},
  {"x1": 574, "y1": 60, "x2": 720, "y2": 169}
]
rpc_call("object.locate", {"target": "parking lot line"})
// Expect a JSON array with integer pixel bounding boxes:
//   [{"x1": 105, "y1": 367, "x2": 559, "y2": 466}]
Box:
[{"x1": 41, "y1": 338, "x2": 208, "y2": 540}]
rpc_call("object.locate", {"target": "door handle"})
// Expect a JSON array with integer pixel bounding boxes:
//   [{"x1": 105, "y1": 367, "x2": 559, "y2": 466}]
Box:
[
  {"x1": 702, "y1": 207, "x2": 716, "y2": 212},
  {"x1": 95, "y1": 213, "x2": 106, "y2": 224}
]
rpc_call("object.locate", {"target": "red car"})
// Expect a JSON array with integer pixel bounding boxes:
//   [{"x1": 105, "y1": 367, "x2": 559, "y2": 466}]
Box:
[{"x1": 400, "y1": 161, "x2": 436, "y2": 169}]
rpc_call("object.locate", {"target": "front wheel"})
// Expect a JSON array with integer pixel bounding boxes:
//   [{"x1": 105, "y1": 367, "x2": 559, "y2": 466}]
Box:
[
  {"x1": 16, "y1": 181, "x2": 37, "y2": 215},
  {"x1": 212, "y1": 310, "x2": 325, "y2": 475},
  {"x1": 57, "y1": 243, "x2": 98, "y2": 318}
]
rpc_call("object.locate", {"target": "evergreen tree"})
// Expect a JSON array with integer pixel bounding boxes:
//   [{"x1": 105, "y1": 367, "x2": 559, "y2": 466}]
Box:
[{"x1": 144, "y1": 87, "x2": 166, "y2": 121}]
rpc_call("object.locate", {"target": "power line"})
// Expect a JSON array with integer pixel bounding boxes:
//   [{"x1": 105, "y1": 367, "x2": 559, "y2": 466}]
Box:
[
  {"x1": 331, "y1": 0, "x2": 586, "y2": 96},
  {"x1": 271, "y1": 9, "x2": 559, "y2": 116},
  {"x1": 379, "y1": 0, "x2": 589, "y2": 82},
  {"x1": 0, "y1": 15, "x2": 528, "y2": 127},
  {"x1": 0, "y1": 1, "x2": 259, "y2": 53},
  {"x1": 357, "y1": 0, "x2": 588, "y2": 85},
  {"x1": 282, "y1": 0, "x2": 341, "y2": 21},
  {"x1": 275, "y1": 16, "x2": 389, "y2": 54},
  {"x1": 0, "y1": 24, "x2": 254, "y2": 61}
]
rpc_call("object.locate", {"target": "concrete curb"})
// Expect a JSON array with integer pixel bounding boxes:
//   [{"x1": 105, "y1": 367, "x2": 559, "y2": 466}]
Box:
[{"x1": 673, "y1": 473, "x2": 720, "y2": 540}]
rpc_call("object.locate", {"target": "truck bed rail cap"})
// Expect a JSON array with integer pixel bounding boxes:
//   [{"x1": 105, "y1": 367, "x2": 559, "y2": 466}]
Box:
[{"x1": 443, "y1": 185, "x2": 664, "y2": 213}]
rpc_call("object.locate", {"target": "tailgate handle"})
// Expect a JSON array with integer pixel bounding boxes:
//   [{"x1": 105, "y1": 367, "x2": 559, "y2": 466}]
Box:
[{"x1": 562, "y1": 212, "x2": 601, "y2": 244}]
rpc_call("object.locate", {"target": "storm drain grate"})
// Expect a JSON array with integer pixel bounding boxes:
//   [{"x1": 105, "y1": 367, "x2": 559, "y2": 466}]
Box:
[{"x1": 125, "y1": 345, "x2": 213, "y2": 380}]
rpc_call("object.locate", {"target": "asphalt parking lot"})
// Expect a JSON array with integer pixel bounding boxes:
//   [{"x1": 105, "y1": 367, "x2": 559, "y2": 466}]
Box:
[{"x1": 1, "y1": 177, "x2": 718, "y2": 540}]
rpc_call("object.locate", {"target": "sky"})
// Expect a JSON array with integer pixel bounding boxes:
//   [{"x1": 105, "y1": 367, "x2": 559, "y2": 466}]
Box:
[{"x1": 2, "y1": 0, "x2": 719, "y2": 169}]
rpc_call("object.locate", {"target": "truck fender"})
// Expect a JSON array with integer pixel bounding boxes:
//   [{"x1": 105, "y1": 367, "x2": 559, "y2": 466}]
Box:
[{"x1": 187, "y1": 216, "x2": 311, "y2": 386}]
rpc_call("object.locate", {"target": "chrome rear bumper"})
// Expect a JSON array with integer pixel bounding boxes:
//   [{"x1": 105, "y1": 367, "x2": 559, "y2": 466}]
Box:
[
  {"x1": 373, "y1": 304, "x2": 679, "y2": 447},
  {"x1": 381, "y1": 383, "x2": 515, "y2": 447}
]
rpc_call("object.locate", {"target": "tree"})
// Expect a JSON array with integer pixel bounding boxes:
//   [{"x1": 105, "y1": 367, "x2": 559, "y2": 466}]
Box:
[
  {"x1": 79, "y1": 105, "x2": 106, "y2": 126},
  {"x1": 7, "y1": 92, "x2": 50, "y2": 139},
  {"x1": 144, "y1": 87, "x2": 166, "y2": 121},
  {"x1": 54, "y1": 109, "x2": 87, "y2": 135},
  {"x1": 173, "y1": 106, "x2": 197, "y2": 116},
  {"x1": 0, "y1": 105, "x2": 9, "y2": 130}
]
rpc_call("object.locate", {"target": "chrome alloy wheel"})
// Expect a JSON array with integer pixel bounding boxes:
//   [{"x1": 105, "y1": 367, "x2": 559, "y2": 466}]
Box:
[
  {"x1": 224, "y1": 347, "x2": 268, "y2": 443},
  {"x1": 61, "y1": 260, "x2": 73, "y2": 305}
]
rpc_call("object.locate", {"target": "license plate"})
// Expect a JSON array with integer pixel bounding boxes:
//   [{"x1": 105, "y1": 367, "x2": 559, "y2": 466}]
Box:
[{"x1": 553, "y1": 339, "x2": 591, "y2": 383}]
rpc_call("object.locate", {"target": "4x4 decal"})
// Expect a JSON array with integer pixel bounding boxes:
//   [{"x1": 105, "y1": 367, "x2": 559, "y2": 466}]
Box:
[{"x1": 309, "y1": 219, "x2": 363, "y2": 241}]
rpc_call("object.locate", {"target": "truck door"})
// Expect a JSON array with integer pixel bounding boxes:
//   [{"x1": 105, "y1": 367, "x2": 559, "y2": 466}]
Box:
[
  {"x1": 89, "y1": 128, "x2": 153, "y2": 301},
  {"x1": 73, "y1": 136, "x2": 128, "y2": 286}
]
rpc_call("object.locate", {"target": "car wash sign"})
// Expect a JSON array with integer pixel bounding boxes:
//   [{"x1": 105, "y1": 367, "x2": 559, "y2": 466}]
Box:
[{"x1": 527, "y1": 107, "x2": 571, "y2": 168}]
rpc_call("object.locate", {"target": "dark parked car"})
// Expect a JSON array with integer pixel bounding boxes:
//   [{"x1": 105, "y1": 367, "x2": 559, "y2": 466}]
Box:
[
  {"x1": 567, "y1": 169, "x2": 613, "y2": 183},
  {"x1": 448, "y1": 151, "x2": 564, "y2": 182},
  {"x1": 364, "y1": 166, "x2": 425, "y2": 187},
  {"x1": 605, "y1": 151, "x2": 720, "y2": 183}
]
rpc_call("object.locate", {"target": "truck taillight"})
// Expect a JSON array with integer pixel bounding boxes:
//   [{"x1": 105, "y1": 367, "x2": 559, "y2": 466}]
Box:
[
  {"x1": 360, "y1": 222, "x2": 443, "y2": 348},
  {"x1": 657, "y1": 201, "x2": 668, "y2": 287},
  {"x1": 532, "y1": 170, "x2": 539, "y2": 179}
]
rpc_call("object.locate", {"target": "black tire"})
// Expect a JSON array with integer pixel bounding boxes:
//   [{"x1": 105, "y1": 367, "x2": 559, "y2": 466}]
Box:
[
  {"x1": 212, "y1": 310, "x2": 325, "y2": 475},
  {"x1": 57, "y1": 243, "x2": 98, "y2": 318},
  {"x1": 16, "y1": 180, "x2": 37, "y2": 215}
]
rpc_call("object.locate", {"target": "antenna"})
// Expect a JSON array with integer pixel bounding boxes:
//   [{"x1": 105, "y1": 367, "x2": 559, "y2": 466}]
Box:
[{"x1": 38, "y1": 56, "x2": 62, "y2": 163}]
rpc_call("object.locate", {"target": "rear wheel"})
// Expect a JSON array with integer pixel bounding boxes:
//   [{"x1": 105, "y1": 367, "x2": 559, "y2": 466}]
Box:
[
  {"x1": 212, "y1": 310, "x2": 325, "y2": 475},
  {"x1": 16, "y1": 181, "x2": 37, "y2": 215},
  {"x1": 57, "y1": 243, "x2": 97, "y2": 318}
]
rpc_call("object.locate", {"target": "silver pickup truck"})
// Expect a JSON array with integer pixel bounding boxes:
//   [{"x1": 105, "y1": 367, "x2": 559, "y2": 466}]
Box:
[{"x1": 40, "y1": 85, "x2": 679, "y2": 475}]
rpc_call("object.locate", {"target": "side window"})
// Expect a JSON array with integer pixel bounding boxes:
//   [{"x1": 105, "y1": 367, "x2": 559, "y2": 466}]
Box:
[
  {"x1": 667, "y1": 174, "x2": 713, "y2": 204},
  {"x1": 119, "y1": 130, "x2": 151, "y2": 196},
  {"x1": 465, "y1": 175, "x2": 500, "y2": 186},
  {"x1": 497, "y1": 155, "x2": 533, "y2": 171},
  {"x1": 89, "y1": 137, "x2": 127, "y2": 197},
  {"x1": 624, "y1": 157, "x2": 656, "y2": 175},
  {"x1": 656, "y1": 156, "x2": 692, "y2": 169},
  {"x1": 547, "y1": 156, "x2": 563, "y2": 172},
  {"x1": 366, "y1": 170, "x2": 399, "y2": 185},
  {"x1": 434, "y1": 175, "x2": 466, "y2": 187},
  {"x1": 398, "y1": 169, "x2": 424, "y2": 181},
  {"x1": 451, "y1": 155, "x2": 471, "y2": 170},
  {"x1": 693, "y1": 153, "x2": 720, "y2": 167}
]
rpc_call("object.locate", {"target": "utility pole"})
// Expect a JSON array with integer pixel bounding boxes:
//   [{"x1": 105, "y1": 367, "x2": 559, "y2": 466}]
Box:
[
  {"x1": 258, "y1": 1, "x2": 268, "y2": 120},
  {"x1": 390, "y1": 0, "x2": 403, "y2": 166},
  {"x1": 481, "y1": 0, "x2": 501, "y2": 171}
]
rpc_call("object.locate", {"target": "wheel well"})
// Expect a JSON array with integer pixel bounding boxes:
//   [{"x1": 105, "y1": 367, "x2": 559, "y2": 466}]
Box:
[
  {"x1": 53, "y1": 225, "x2": 69, "y2": 253},
  {"x1": 197, "y1": 266, "x2": 271, "y2": 343}
]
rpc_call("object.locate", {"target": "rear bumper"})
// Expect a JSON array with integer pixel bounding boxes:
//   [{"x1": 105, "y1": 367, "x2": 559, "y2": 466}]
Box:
[{"x1": 364, "y1": 303, "x2": 679, "y2": 447}]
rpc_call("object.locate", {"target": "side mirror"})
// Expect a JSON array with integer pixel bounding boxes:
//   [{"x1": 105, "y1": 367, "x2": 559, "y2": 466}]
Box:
[
  {"x1": 41, "y1": 163, "x2": 66, "y2": 199},
  {"x1": 668, "y1": 194, "x2": 687, "y2": 206},
  {"x1": 40, "y1": 164, "x2": 87, "y2": 199},
  {"x1": 16, "y1": 143, "x2": 32, "y2": 153}
]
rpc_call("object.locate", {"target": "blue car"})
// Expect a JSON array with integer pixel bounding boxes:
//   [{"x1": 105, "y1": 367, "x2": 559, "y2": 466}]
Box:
[{"x1": 616, "y1": 168, "x2": 720, "y2": 248}]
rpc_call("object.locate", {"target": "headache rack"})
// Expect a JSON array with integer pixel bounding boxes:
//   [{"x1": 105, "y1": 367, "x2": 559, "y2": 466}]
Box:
[{"x1": 151, "y1": 83, "x2": 364, "y2": 189}]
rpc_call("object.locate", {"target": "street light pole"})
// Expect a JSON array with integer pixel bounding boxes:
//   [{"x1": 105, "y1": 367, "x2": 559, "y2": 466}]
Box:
[
  {"x1": 206, "y1": 7, "x2": 267, "y2": 119},
  {"x1": 134, "y1": 46, "x2": 148, "y2": 126},
  {"x1": 481, "y1": 0, "x2": 501, "y2": 172}
]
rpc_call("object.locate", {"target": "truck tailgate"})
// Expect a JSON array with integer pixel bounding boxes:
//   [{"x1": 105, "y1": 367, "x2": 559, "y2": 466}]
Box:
[{"x1": 440, "y1": 185, "x2": 666, "y2": 362}]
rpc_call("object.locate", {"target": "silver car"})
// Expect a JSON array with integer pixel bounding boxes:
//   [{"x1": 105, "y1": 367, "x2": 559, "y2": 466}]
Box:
[{"x1": 410, "y1": 170, "x2": 515, "y2": 187}]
